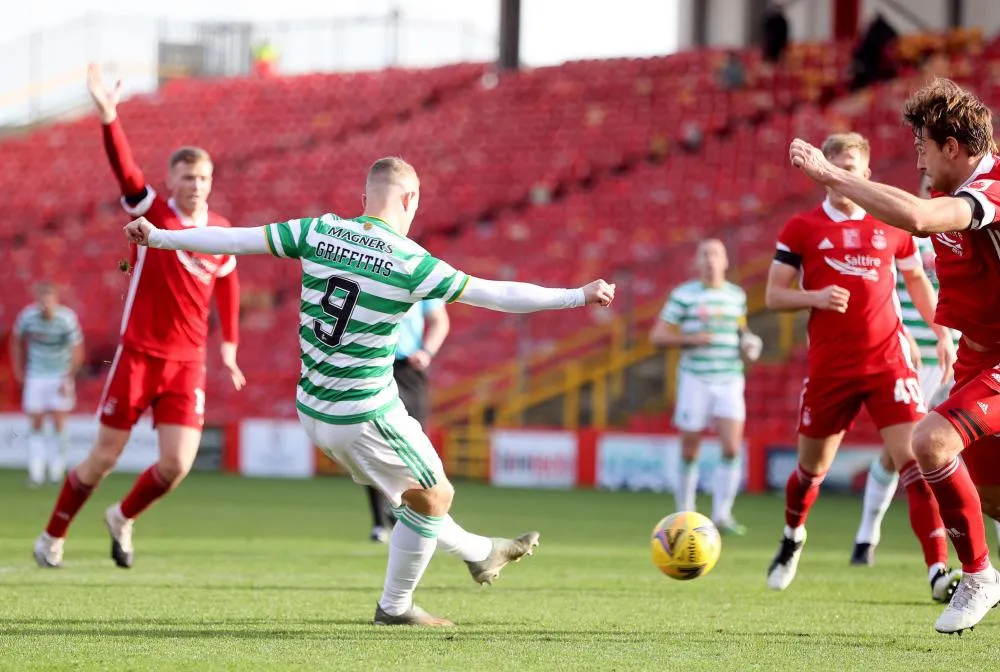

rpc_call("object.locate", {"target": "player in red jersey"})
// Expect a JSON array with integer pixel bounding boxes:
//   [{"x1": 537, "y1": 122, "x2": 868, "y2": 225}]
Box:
[
  {"x1": 33, "y1": 65, "x2": 245, "y2": 570},
  {"x1": 788, "y1": 79, "x2": 1000, "y2": 634},
  {"x1": 765, "y1": 132, "x2": 958, "y2": 600}
]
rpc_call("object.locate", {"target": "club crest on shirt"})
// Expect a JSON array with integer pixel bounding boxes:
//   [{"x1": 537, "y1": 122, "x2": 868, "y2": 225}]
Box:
[
  {"x1": 871, "y1": 229, "x2": 887, "y2": 250},
  {"x1": 935, "y1": 232, "x2": 964, "y2": 255},
  {"x1": 967, "y1": 180, "x2": 992, "y2": 192},
  {"x1": 176, "y1": 250, "x2": 224, "y2": 284},
  {"x1": 842, "y1": 228, "x2": 861, "y2": 249}
]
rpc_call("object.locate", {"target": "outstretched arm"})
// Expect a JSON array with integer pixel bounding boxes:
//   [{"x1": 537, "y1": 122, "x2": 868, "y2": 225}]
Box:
[
  {"x1": 788, "y1": 138, "x2": 975, "y2": 234},
  {"x1": 456, "y1": 277, "x2": 614, "y2": 313},
  {"x1": 127, "y1": 218, "x2": 271, "y2": 254}
]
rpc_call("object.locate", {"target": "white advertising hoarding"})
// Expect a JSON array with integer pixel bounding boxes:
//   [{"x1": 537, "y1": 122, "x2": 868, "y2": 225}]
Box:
[
  {"x1": 0, "y1": 413, "x2": 158, "y2": 473},
  {"x1": 596, "y1": 433, "x2": 747, "y2": 493},
  {"x1": 239, "y1": 419, "x2": 315, "y2": 479},
  {"x1": 490, "y1": 429, "x2": 577, "y2": 489}
]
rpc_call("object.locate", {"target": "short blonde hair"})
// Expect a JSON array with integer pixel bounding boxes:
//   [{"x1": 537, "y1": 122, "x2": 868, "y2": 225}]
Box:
[
  {"x1": 821, "y1": 132, "x2": 871, "y2": 160},
  {"x1": 169, "y1": 146, "x2": 212, "y2": 168},
  {"x1": 366, "y1": 156, "x2": 419, "y2": 191}
]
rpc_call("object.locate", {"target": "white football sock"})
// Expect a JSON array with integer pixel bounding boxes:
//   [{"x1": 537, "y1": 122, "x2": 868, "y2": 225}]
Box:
[
  {"x1": 675, "y1": 460, "x2": 699, "y2": 512},
  {"x1": 929, "y1": 562, "x2": 947, "y2": 582},
  {"x1": 378, "y1": 506, "x2": 442, "y2": 617},
  {"x1": 27, "y1": 431, "x2": 45, "y2": 485},
  {"x1": 711, "y1": 457, "x2": 741, "y2": 522},
  {"x1": 435, "y1": 515, "x2": 492, "y2": 562},
  {"x1": 48, "y1": 429, "x2": 69, "y2": 483},
  {"x1": 784, "y1": 524, "x2": 806, "y2": 542},
  {"x1": 854, "y1": 459, "x2": 898, "y2": 545}
]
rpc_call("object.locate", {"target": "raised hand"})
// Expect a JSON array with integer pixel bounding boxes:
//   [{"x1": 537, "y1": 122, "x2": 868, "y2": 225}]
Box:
[
  {"x1": 87, "y1": 63, "x2": 123, "y2": 124},
  {"x1": 582, "y1": 279, "x2": 616, "y2": 307},
  {"x1": 789, "y1": 138, "x2": 835, "y2": 184}
]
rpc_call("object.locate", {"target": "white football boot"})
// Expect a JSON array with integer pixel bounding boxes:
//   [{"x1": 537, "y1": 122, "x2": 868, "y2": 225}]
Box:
[
  {"x1": 105, "y1": 504, "x2": 135, "y2": 568},
  {"x1": 935, "y1": 567, "x2": 1000, "y2": 634},
  {"x1": 767, "y1": 530, "x2": 806, "y2": 591},
  {"x1": 33, "y1": 532, "x2": 64, "y2": 568},
  {"x1": 930, "y1": 567, "x2": 963, "y2": 603}
]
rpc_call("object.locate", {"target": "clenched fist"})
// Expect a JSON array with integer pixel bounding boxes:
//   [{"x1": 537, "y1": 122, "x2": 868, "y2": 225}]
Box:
[
  {"x1": 124, "y1": 217, "x2": 156, "y2": 246},
  {"x1": 813, "y1": 285, "x2": 850, "y2": 313},
  {"x1": 582, "y1": 279, "x2": 616, "y2": 307},
  {"x1": 789, "y1": 137, "x2": 835, "y2": 184}
]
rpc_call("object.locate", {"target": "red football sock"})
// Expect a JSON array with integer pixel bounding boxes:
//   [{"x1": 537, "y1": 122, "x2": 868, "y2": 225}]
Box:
[
  {"x1": 785, "y1": 464, "x2": 825, "y2": 528},
  {"x1": 923, "y1": 458, "x2": 991, "y2": 573},
  {"x1": 45, "y1": 469, "x2": 95, "y2": 538},
  {"x1": 899, "y1": 460, "x2": 948, "y2": 567},
  {"x1": 119, "y1": 465, "x2": 172, "y2": 519}
]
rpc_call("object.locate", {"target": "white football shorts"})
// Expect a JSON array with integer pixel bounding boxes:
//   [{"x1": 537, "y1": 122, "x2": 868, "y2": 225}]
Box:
[
  {"x1": 919, "y1": 364, "x2": 954, "y2": 410},
  {"x1": 22, "y1": 375, "x2": 75, "y2": 414},
  {"x1": 673, "y1": 370, "x2": 746, "y2": 433},
  {"x1": 298, "y1": 401, "x2": 445, "y2": 508}
]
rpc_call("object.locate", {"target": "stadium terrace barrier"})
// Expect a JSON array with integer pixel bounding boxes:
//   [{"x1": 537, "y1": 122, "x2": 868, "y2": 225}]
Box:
[{"x1": 431, "y1": 254, "x2": 777, "y2": 429}]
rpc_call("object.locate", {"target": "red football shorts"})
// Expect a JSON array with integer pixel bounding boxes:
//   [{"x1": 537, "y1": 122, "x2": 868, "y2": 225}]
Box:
[
  {"x1": 934, "y1": 342, "x2": 1000, "y2": 486},
  {"x1": 797, "y1": 367, "x2": 925, "y2": 439},
  {"x1": 97, "y1": 346, "x2": 206, "y2": 430}
]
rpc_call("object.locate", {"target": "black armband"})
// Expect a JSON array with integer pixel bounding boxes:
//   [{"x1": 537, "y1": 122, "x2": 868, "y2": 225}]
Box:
[
  {"x1": 774, "y1": 249, "x2": 802, "y2": 268},
  {"x1": 124, "y1": 186, "x2": 151, "y2": 208},
  {"x1": 958, "y1": 192, "x2": 986, "y2": 229}
]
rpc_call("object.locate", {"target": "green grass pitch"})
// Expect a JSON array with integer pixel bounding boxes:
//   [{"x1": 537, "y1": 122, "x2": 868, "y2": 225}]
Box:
[{"x1": 1, "y1": 470, "x2": 998, "y2": 670}]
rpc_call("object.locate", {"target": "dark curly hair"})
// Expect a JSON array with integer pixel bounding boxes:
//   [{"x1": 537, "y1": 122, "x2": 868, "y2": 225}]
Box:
[{"x1": 903, "y1": 78, "x2": 997, "y2": 156}]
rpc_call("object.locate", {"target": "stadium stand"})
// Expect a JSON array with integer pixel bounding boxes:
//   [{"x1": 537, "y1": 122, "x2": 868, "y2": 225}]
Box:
[{"x1": 0, "y1": 32, "x2": 989, "y2": 434}]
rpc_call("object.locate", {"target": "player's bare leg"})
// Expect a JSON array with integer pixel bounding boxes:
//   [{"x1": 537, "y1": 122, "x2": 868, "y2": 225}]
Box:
[
  {"x1": 374, "y1": 480, "x2": 454, "y2": 627},
  {"x1": 912, "y1": 413, "x2": 1000, "y2": 634},
  {"x1": 881, "y1": 422, "x2": 958, "y2": 602},
  {"x1": 851, "y1": 447, "x2": 898, "y2": 566},
  {"x1": 768, "y1": 432, "x2": 843, "y2": 591},
  {"x1": 712, "y1": 418, "x2": 745, "y2": 536},
  {"x1": 106, "y1": 424, "x2": 200, "y2": 568},
  {"x1": 34, "y1": 425, "x2": 131, "y2": 568},
  {"x1": 49, "y1": 410, "x2": 70, "y2": 484},
  {"x1": 26, "y1": 413, "x2": 47, "y2": 488},
  {"x1": 675, "y1": 431, "x2": 702, "y2": 513}
]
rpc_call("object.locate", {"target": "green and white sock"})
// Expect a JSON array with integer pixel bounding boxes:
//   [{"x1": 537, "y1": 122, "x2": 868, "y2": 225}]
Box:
[
  {"x1": 379, "y1": 506, "x2": 443, "y2": 616},
  {"x1": 712, "y1": 457, "x2": 741, "y2": 522},
  {"x1": 48, "y1": 429, "x2": 69, "y2": 483},
  {"x1": 27, "y1": 431, "x2": 45, "y2": 485},
  {"x1": 675, "y1": 459, "x2": 699, "y2": 513},
  {"x1": 855, "y1": 459, "x2": 898, "y2": 545}
]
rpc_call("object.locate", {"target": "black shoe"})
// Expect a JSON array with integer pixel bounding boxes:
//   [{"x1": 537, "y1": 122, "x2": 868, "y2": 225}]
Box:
[
  {"x1": 104, "y1": 505, "x2": 134, "y2": 569},
  {"x1": 850, "y1": 542, "x2": 875, "y2": 567},
  {"x1": 767, "y1": 533, "x2": 806, "y2": 591}
]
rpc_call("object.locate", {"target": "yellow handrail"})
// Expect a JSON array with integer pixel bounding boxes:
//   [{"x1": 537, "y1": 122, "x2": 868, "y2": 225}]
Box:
[{"x1": 432, "y1": 252, "x2": 776, "y2": 427}]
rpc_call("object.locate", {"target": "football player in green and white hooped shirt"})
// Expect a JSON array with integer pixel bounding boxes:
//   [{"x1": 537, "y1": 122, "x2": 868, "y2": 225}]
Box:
[
  {"x1": 124, "y1": 157, "x2": 616, "y2": 627},
  {"x1": 9, "y1": 282, "x2": 84, "y2": 487},
  {"x1": 650, "y1": 239, "x2": 762, "y2": 536}
]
